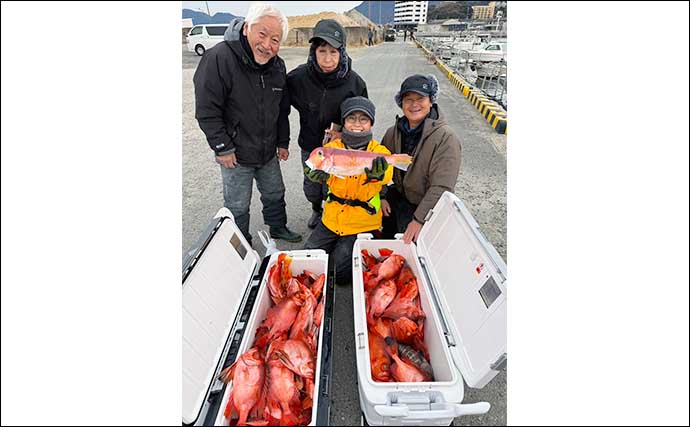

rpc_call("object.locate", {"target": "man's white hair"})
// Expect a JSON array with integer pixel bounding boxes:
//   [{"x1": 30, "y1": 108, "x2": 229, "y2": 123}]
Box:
[{"x1": 245, "y1": 2, "x2": 289, "y2": 43}]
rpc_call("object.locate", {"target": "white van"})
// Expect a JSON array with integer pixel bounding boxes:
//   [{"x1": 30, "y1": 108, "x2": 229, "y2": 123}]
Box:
[{"x1": 186, "y1": 24, "x2": 228, "y2": 56}]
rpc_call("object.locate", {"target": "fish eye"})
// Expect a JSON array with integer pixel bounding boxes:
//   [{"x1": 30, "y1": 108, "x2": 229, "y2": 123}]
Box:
[{"x1": 317, "y1": 150, "x2": 323, "y2": 156}]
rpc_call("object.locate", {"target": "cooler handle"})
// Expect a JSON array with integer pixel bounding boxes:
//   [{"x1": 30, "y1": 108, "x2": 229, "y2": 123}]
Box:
[{"x1": 374, "y1": 402, "x2": 490, "y2": 419}]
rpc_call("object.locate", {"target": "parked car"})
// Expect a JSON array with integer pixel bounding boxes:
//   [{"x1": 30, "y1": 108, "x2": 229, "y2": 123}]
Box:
[
  {"x1": 384, "y1": 29, "x2": 396, "y2": 42},
  {"x1": 186, "y1": 24, "x2": 228, "y2": 56}
]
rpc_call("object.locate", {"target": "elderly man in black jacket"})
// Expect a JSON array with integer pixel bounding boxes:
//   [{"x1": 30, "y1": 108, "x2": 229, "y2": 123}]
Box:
[{"x1": 193, "y1": 2, "x2": 301, "y2": 245}]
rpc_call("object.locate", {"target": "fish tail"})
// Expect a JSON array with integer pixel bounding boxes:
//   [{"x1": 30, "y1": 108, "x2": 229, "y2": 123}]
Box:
[{"x1": 390, "y1": 154, "x2": 413, "y2": 171}]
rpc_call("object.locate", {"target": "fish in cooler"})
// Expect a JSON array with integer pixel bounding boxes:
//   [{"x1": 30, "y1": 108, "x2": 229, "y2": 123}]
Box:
[
  {"x1": 220, "y1": 254, "x2": 327, "y2": 426},
  {"x1": 361, "y1": 248, "x2": 434, "y2": 383}
]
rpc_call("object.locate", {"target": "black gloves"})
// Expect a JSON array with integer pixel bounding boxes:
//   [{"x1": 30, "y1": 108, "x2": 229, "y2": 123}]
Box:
[
  {"x1": 304, "y1": 163, "x2": 330, "y2": 183},
  {"x1": 363, "y1": 156, "x2": 388, "y2": 184}
]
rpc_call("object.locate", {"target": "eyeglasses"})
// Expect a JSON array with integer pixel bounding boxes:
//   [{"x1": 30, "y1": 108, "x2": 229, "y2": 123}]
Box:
[{"x1": 345, "y1": 115, "x2": 371, "y2": 124}]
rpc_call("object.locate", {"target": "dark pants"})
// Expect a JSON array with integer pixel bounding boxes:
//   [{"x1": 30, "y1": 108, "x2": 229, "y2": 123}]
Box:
[
  {"x1": 301, "y1": 149, "x2": 327, "y2": 211},
  {"x1": 220, "y1": 156, "x2": 287, "y2": 244},
  {"x1": 304, "y1": 222, "x2": 375, "y2": 284},
  {"x1": 381, "y1": 187, "x2": 418, "y2": 239}
]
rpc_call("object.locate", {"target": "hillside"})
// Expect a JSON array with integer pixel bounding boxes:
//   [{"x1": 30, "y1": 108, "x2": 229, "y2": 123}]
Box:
[{"x1": 182, "y1": 9, "x2": 238, "y2": 25}]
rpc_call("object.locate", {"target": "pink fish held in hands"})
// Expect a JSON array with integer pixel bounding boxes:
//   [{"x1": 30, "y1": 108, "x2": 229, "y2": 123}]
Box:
[{"x1": 305, "y1": 147, "x2": 412, "y2": 177}]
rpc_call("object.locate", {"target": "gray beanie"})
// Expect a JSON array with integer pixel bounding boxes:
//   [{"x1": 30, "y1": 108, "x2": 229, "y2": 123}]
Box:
[{"x1": 341, "y1": 96, "x2": 376, "y2": 125}]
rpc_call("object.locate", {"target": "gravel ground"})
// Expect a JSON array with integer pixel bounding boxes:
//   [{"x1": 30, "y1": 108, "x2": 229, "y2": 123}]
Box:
[{"x1": 182, "y1": 39, "x2": 507, "y2": 426}]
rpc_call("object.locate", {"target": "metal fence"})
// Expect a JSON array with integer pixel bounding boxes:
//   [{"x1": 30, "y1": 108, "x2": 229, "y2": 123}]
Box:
[{"x1": 418, "y1": 35, "x2": 508, "y2": 110}]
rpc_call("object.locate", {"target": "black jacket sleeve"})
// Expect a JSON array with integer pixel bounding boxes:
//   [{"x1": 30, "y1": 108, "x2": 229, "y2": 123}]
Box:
[
  {"x1": 193, "y1": 51, "x2": 234, "y2": 156},
  {"x1": 277, "y1": 80, "x2": 291, "y2": 149}
]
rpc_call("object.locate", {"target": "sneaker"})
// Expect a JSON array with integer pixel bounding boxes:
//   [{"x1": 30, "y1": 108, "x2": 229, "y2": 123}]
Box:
[
  {"x1": 307, "y1": 210, "x2": 322, "y2": 229},
  {"x1": 270, "y1": 226, "x2": 302, "y2": 243}
]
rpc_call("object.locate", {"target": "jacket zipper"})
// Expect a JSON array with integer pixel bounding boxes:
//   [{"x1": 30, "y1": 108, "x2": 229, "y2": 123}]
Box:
[
  {"x1": 260, "y1": 73, "x2": 265, "y2": 160},
  {"x1": 319, "y1": 88, "x2": 327, "y2": 140}
]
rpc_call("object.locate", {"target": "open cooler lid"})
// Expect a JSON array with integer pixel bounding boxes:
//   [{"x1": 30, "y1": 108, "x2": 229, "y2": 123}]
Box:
[
  {"x1": 416, "y1": 192, "x2": 507, "y2": 389},
  {"x1": 182, "y1": 208, "x2": 260, "y2": 425}
]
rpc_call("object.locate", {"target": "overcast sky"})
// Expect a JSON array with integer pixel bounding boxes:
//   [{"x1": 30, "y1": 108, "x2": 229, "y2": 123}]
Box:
[{"x1": 181, "y1": 1, "x2": 364, "y2": 17}]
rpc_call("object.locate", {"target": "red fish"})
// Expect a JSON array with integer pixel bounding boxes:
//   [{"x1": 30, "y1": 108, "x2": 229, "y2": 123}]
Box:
[
  {"x1": 367, "y1": 280, "x2": 397, "y2": 324},
  {"x1": 378, "y1": 248, "x2": 393, "y2": 257},
  {"x1": 361, "y1": 249, "x2": 378, "y2": 271},
  {"x1": 362, "y1": 271, "x2": 380, "y2": 292},
  {"x1": 368, "y1": 331, "x2": 392, "y2": 382},
  {"x1": 390, "y1": 317, "x2": 419, "y2": 344},
  {"x1": 396, "y1": 265, "x2": 415, "y2": 288},
  {"x1": 254, "y1": 294, "x2": 302, "y2": 349},
  {"x1": 306, "y1": 146, "x2": 412, "y2": 177},
  {"x1": 310, "y1": 274, "x2": 325, "y2": 301},
  {"x1": 391, "y1": 317, "x2": 430, "y2": 361},
  {"x1": 397, "y1": 277, "x2": 419, "y2": 301},
  {"x1": 219, "y1": 347, "x2": 266, "y2": 425},
  {"x1": 369, "y1": 316, "x2": 393, "y2": 339},
  {"x1": 382, "y1": 298, "x2": 426, "y2": 322},
  {"x1": 267, "y1": 339, "x2": 315, "y2": 379},
  {"x1": 265, "y1": 357, "x2": 302, "y2": 426},
  {"x1": 290, "y1": 285, "x2": 316, "y2": 341},
  {"x1": 384, "y1": 337, "x2": 429, "y2": 382},
  {"x1": 375, "y1": 255, "x2": 406, "y2": 281},
  {"x1": 268, "y1": 253, "x2": 293, "y2": 305}
]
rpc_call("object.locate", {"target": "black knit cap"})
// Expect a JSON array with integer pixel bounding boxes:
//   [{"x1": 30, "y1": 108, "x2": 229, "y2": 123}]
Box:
[
  {"x1": 341, "y1": 96, "x2": 375, "y2": 125},
  {"x1": 309, "y1": 19, "x2": 346, "y2": 48}
]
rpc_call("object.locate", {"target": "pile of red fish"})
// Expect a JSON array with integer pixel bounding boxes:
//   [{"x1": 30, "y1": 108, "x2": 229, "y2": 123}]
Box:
[
  {"x1": 362, "y1": 248, "x2": 434, "y2": 383},
  {"x1": 219, "y1": 253, "x2": 326, "y2": 426}
]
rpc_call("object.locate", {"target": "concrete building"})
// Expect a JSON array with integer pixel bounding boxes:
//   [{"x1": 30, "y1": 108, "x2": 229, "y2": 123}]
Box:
[
  {"x1": 472, "y1": 1, "x2": 496, "y2": 21},
  {"x1": 394, "y1": 1, "x2": 428, "y2": 28}
]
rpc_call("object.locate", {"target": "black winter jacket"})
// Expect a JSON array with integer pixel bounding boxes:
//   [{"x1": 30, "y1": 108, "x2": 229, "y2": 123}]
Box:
[
  {"x1": 193, "y1": 18, "x2": 291, "y2": 166},
  {"x1": 287, "y1": 56, "x2": 367, "y2": 152}
]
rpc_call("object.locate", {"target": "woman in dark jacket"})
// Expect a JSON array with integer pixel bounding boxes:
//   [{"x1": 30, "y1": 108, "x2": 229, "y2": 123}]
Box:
[{"x1": 287, "y1": 19, "x2": 368, "y2": 229}]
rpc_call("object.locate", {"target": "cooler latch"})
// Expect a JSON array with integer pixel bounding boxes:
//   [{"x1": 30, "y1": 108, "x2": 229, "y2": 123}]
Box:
[
  {"x1": 491, "y1": 353, "x2": 507, "y2": 371},
  {"x1": 419, "y1": 256, "x2": 456, "y2": 348}
]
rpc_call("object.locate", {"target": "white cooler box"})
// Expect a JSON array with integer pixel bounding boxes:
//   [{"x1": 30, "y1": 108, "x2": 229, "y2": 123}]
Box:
[
  {"x1": 182, "y1": 208, "x2": 335, "y2": 426},
  {"x1": 352, "y1": 192, "x2": 507, "y2": 426}
]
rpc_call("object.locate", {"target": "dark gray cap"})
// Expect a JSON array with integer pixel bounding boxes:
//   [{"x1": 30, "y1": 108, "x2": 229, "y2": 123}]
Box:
[
  {"x1": 395, "y1": 74, "x2": 440, "y2": 107},
  {"x1": 341, "y1": 96, "x2": 375, "y2": 124},
  {"x1": 309, "y1": 19, "x2": 346, "y2": 48}
]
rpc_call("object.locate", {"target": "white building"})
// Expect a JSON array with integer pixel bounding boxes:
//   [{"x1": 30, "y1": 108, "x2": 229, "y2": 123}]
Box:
[{"x1": 394, "y1": 1, "x2": 428, "y2": 27}]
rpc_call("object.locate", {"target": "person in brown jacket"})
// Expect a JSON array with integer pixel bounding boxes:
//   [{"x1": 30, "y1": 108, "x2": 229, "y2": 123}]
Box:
[{"x1": 380, "y1": 74, "x2": 461, "y2": 243}]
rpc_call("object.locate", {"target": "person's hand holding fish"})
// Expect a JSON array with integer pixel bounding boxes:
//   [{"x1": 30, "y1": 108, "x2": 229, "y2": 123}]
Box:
[
  {"x1": 363, "y1": 156, "x2": 388, "y2": 184},
  {"x1": 303, "y1": 162, "x2": 330, "y2": 183}
]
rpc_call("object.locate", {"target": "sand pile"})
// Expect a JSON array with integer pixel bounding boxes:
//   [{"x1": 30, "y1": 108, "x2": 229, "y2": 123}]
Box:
[{"x1": 288, "y1": 11, "x2": 360, "y2": 29}]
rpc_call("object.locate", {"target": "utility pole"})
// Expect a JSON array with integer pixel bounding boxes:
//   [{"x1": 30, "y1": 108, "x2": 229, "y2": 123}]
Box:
[
  {"x1": 379, "y1": 1, "x2": 382, "y2": 25},
  {"x1": 369, "y1": 1, "x2": 371, "y2": 20},
  {"x1": 205, "y1": 1, "x2": 210, "y2": 16}
]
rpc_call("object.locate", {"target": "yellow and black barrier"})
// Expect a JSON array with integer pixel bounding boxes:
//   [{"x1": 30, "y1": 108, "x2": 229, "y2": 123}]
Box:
[{"x1": 415, "y1": 40, "x2": 507, "y2": 135}]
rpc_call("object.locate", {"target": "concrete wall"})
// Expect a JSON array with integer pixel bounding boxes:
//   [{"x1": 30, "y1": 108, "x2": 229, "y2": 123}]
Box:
[
  {"x1": 283, "y1": 26, "x2": 383, "y2": 47},
  {"x1": 182, "y1": 27, "x2": 192, "y2": 44}
]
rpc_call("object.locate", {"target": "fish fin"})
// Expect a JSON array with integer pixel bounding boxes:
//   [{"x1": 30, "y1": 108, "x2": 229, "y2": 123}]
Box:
[{"x1": 218, "y1": 361, "x2": 237, "y2": 384}]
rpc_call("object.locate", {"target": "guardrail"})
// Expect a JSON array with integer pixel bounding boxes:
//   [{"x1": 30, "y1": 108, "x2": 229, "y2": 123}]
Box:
[{"x1": 416, "y1": 40, "x2": 507, "y2": 135}]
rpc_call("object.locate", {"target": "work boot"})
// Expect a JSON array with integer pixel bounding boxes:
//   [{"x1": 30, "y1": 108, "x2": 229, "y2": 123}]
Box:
[
  {"x1": 270, "y1": 226, "x2": 302, "y2": 243},
  {"x1": 307, "y1": 209, "x2": 322, "y2": 229}
]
